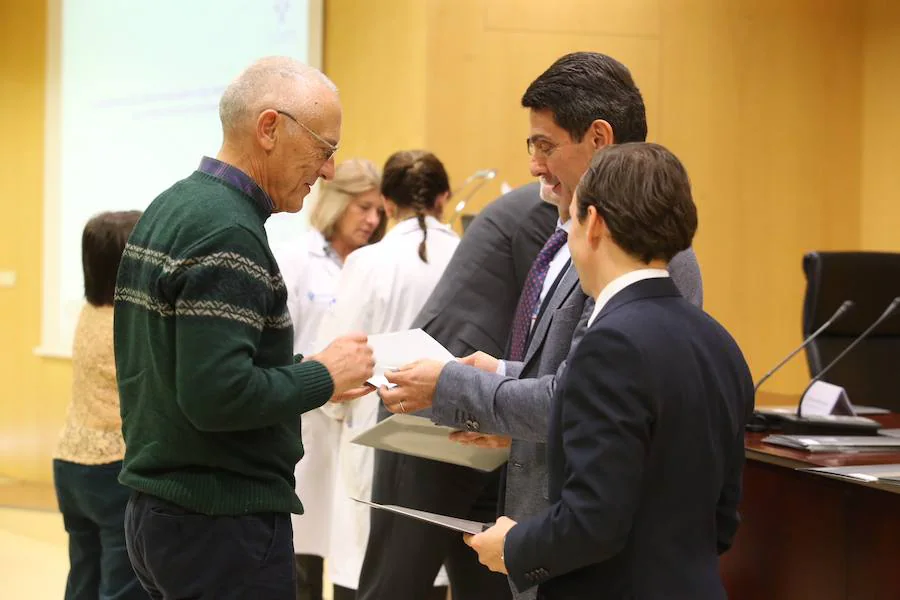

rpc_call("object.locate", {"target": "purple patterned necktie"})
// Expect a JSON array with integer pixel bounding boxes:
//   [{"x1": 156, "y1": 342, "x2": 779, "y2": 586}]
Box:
[{"x1": 508, "y1": 228, "x2": 569, "y2": 361}]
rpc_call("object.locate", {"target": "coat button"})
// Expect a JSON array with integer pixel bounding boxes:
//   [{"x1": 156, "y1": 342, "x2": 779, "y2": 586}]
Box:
[{"x1": 465, "y1": 419, "x2": 480, "y2": 432}]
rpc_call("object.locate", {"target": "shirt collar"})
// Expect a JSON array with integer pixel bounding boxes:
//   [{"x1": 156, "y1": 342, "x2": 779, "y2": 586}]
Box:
[
  {"x1": 558, "y1": 218, "x2": 573, "y2": 234},
  {"x1": 197, "y1": 156, "x2": 275, "y2": 218},
  {"x1": 588, "y1": 268, "x2": 670, "y2": 327}
]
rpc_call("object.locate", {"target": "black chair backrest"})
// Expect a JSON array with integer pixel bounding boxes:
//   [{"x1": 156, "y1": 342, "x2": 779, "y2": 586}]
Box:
[{"x1": 803, "y1": 251, "x2": 900, "y2": 411}]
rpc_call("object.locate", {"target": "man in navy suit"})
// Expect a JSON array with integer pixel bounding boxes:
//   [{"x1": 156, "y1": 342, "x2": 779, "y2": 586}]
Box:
[{"x1": 466, "y1": 142, "x2": 754, "y2": 599}]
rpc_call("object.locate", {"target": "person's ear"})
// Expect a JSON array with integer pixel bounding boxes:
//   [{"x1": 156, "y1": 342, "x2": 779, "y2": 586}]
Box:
[
  {"x1": 585, "y1": 205, "x2": 607, "y2": 249},
  {"x1": 257, "y1": 109, "x2": 279, "y2": 152},
  {"x1": 587, "y1": 119, "x2": 614, "y2": 151}
]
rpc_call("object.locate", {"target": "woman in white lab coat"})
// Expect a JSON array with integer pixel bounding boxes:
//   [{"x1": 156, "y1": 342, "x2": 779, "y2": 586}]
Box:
[
  {"x1": 275, "y1": 158, "x2": 384, "y2": 600},
  {"x1": 316, "y1": 150, "x2": 461, "y2": 600}
]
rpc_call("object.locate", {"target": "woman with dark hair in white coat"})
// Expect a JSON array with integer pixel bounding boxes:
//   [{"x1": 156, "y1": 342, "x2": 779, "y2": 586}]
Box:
[
  {"x1": 275, "y1": 158, "x2": 384, "y2": 600},
  {"x1": 315, "y1": 150, "x2": 460, "y2": 600}
]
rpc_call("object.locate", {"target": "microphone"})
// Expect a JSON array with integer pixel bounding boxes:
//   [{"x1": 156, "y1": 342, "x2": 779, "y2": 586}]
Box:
[
  {"x1": 447, "y1": 169, "x2": 498, "y2": 226},
  {"x1": 797, "y1": 296, "x2": 900, "y2": 417},
  {"x1": 754, "y1": 300, "x2": 854, "y2": 393}
]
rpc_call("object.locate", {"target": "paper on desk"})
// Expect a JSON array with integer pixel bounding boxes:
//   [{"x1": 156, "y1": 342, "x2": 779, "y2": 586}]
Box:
[
  {"x1": 365, "y1": 329, "x2": 455, "y2": 388},
  {"x1": 352, "y1": 498, "x2": 492, "y2": 535},
  {"x1": 351, "y1": 413, "x2": 510, "y2": 472},
  {"x1": 804, "y1": 463, "x2": 900, "y2": 485}
]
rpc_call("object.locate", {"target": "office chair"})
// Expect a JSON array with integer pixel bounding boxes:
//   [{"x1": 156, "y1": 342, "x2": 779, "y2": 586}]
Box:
[{"x1": 802, "y1": 251, "x2": 900, "y2": 411}]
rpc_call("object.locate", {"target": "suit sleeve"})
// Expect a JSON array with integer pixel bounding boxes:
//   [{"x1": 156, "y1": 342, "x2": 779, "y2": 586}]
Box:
[
  {"x1": 504, "y1": 327, "x2": 653, "y2": 592},
  {"x1": 430, "y1": 296, "x2": 594, "y2": 442},
  {"x1": 716, "y1": 378, "x2": 754, "y2": 553}
]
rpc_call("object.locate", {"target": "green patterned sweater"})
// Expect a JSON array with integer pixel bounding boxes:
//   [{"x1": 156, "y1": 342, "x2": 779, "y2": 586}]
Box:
[{"x1": 114, "y1": 168, "x2": 334, "y2": 516}]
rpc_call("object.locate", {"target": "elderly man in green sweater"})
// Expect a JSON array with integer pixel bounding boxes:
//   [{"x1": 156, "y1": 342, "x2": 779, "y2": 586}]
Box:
[{"x1": 114, "y1": 56, "x2": 374, "y2": 599}]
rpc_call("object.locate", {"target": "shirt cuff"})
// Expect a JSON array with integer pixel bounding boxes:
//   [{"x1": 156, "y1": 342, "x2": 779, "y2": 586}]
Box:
[{"x1": 496, "y1": 360, "x2": 507, "y2": 376}]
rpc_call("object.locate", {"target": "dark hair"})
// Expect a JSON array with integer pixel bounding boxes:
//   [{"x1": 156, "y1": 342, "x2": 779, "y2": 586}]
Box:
[
  {"x1": 575, "y1": 143, "x2": 697, "y2": 263},
  {"x1": 522, "y1": 52, "x2": 647, "y2": 144},
  {"x1": 83, "y1": 210, "x2": 142, "y2": 306},
  {"x1": 380, "y1": 150, "x2": 450, "y2": 263}
]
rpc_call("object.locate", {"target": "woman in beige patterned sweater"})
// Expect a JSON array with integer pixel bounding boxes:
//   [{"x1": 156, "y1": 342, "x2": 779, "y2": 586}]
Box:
[{"x1": 53, "y1": 210, "x2": 147, "y2": 600}]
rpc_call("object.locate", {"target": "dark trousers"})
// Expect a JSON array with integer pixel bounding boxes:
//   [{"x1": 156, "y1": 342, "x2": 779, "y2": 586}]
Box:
[
  {"x1": 357, "y1": 450, "x2": 512, "y2": 600},
  {"x1": 53, "y1": 459, "x2": 148, "y2": 600},
  {"x1": 124, "y1": 491, "x2": 295, "y2": 599}
]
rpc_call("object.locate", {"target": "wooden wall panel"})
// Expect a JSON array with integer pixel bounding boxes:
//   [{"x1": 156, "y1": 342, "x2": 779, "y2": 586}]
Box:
[
  {"x1": 324, "y1": 0, "x2": 428, "y2": 167},
  {"x1": 658, "y1": 0, "x2": 864, "y2": 395},
  {"x1": 861, "y1": 0, "x2": 900, "y2": 251},
  {"x1": 0, "y1": 0, "x2": 74, "y2": 482},
  {"x1": 483, "y1": 0, "x2": 660, "y2": 38}
]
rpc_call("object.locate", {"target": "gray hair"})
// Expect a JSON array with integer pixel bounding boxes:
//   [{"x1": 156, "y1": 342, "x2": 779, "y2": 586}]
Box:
[
  {"x1": 219, "y1": 56, "x2": 338, "y2": 135},
  {"x1": 309, "y1": 158, "x2": 381, "y2": 240}
]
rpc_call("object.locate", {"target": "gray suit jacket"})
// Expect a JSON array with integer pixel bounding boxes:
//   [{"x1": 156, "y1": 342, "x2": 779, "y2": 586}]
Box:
[
  {"x1": 432, "y1": 248, "x2": 703, "y2": 525},
  {"x1": 412, "y1": 182, "x2": 558, "y2": 356}
]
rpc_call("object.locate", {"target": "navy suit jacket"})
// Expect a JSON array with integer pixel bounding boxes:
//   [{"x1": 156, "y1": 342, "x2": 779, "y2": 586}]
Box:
[{"x1": 504, "y1": 277, "x2": 754, "y2": 599}]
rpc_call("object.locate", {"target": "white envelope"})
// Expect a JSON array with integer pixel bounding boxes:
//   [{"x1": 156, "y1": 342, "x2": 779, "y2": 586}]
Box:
[{"x1": 365, "y1": 329, "x2": 455, "y2": 388}]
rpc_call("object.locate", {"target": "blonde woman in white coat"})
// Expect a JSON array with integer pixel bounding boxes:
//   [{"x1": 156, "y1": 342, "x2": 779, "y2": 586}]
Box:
[
  {"x1": 275, "y1": 158, "x2": 384, "y2": 600},
  {"x1": 315, "y1": 150, "x2": 460, "y2": 600}
]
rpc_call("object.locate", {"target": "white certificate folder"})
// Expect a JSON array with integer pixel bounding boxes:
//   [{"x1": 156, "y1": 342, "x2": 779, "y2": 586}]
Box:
[
  {"x1": 350, "y1": 413, "x2": 510, "y2": 472},
  {"x1": 352, "y1": 498, "x2": 492, "y2": 535}
]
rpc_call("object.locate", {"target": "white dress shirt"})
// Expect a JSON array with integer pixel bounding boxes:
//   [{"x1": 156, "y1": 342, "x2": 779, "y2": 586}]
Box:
[
  {"x1": 588, "y1": 268, "x2": 670, "y2": 327},
  {"x1": 540, "y1": 218, "x2": 573, "y2": 308}
]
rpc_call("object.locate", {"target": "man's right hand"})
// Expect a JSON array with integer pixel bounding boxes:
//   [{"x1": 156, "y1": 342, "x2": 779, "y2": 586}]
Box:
[{"x1": 310, "y1": 333, "x2": 375, "y2": 396}]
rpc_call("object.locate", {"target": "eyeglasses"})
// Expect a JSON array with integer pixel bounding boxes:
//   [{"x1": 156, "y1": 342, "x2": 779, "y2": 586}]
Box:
[
  {"x1": 526, "y1": 136, "x2": 573, "y2": 158},
  {"x1": 275, "y1": 109, "x2": 339, "y2": 161}
]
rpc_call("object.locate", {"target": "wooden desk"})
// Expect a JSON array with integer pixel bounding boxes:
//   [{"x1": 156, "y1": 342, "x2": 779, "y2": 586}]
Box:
[{"x1": 721, "y1": 394, "x2": 900, "y2": 599}]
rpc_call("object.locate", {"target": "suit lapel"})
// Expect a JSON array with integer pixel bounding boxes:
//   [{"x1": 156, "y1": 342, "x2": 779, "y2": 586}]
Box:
[{"x1": 521, "y1": 264, "x2": 580, "y2": 367}]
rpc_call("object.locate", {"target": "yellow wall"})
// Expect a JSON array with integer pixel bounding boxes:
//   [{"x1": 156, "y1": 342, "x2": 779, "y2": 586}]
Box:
[
  {"x1": 0, "y1": 0, "x2": 73, "y2": 482},
  {"x1": 861, "y1": 0, "x2": 900, "y2": 250},
  {"x1": 327, "y1": 0, "x2": 868, "y2": 397},
  {"x1": 2, "y1": 0, "x2": 898, "y2": 483}
]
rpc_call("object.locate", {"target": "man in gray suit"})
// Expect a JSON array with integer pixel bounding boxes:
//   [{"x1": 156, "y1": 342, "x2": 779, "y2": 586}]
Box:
[
  {"x1": 356, "y1": 184, "x2": 558, "y2": 600},
  {"x1": 380, "y1": 52, "x2": 703, "y2": 599}
]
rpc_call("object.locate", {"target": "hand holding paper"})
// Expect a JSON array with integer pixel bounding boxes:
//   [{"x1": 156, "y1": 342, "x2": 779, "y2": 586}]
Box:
[
  {"x1": 464, "y1": 516, "x2": 517, "y2": 575},
  {"x1": 364, "y1": 329, "x2": 454, "y2": 388},
  {"x1": 309, "y1": 332, "x2": 375, "y2": 399},
  {"x1": 381, "y1": 360, "x2": 446, "y2": 414}
]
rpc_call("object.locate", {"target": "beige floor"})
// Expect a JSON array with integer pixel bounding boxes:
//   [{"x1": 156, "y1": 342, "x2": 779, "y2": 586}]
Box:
[
  {"x1": 0, "y1": 507, "x2": 69, "y2": 599},
  {"x1": 0, "y1": 479, "x2": 338, "y2": 600},
  {"x1": 0, "y1": 506, "x2": 343, "y2": 600}
]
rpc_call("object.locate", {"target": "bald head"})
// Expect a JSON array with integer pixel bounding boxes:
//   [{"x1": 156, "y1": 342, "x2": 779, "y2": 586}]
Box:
[
  {"x1": 216, "y1": 56, "x2": 342, "y2": 214},
  {"x1": 219, "y1": 56, "x2": 338, "y2": 137}
]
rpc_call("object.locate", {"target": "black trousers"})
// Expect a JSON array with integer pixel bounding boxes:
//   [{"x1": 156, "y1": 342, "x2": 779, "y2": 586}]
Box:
[
  {"x1": 53, "y1": 459, "x2": 148, "y2": 600},
  {"x1": 124, "y1": 492, "x2": 295, "y2": 599},
  {"x1": 356, "y1": 450, "x2": 512, "y2": 600}
]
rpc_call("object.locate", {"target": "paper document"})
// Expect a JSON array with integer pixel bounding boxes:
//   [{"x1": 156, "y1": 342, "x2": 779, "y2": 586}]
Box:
[
  {"x1": 351, "y1": 413, "x2": 510, "y2": 472},
  {"x1": 352, "y1": 498, "x2": 492, "y2": 534},
  {"x1": 803, "y1": 464, "x2": 900, "y2": 486},
  {"x1": 763, "y1": 435, "x2": 900, "y2": 452},
  {"x1": 365, "y1": 329, "x2": 455, "y2": 388}
]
